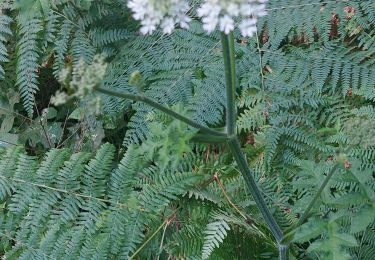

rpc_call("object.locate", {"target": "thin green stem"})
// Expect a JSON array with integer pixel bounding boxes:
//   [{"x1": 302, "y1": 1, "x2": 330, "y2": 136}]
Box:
[
  {"x1": 221, "y1": 32, "x2": 236, "y2": 135},
  {"x1": 297, "y1": 164, "x2": 340, "y2": 227},
  {"x1": 228, "y1": 138, "x2": 284, "y2": 242},
  {"x1": 214, "y1": 173, "x2": 248, "y2": 220},
  {"x1": 282, "y1": 163, "x2": 340, "y2": 243},
  {"x1": 96, "y1": 87, "x2": 227, "y2": 137},
  {"x1": 129, "y1": 219, "x2": 169, "y2": 259}
]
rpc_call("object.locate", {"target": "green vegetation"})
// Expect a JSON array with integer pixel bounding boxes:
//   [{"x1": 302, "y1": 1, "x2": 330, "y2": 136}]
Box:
[{"x1": 0, "y1": 0, "x2": 374, "y2": 259}]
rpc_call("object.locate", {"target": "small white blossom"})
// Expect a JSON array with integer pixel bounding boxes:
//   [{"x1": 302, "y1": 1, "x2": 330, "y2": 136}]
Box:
[
  {"x1": 197, "y1": 0, "x2": 268, "y2": 37},
  {"x1": 220, "y1": 15, "x2": 234, "y2": 34},
  {"x1": 127, "y1": 0, "x2": 191, "y2": 35},
  {"x1": 70, "y1": 55, "x2": 108, "y2": 97},
  {"x1": 127, "y1": 0, "x2": 267, "y2": 36},
  {"x1": 140, "y1": 17, "x2": 159, "y2": 35},
  {"x1": 51, "y1": 91, "x2": 69, "y2": 106},
  {"x1": 51, "y1": 55, "x2": 108, "y2": 113},
  {"x1": 202, "y1": 16, "x2": 219, "y2": 33},
  {"x1": 239, "y1": 18, "x2": 257, "y2": 37},
  {"x1": 227, "y1": 3, "x2": 240, "y2": 16},
  {"x1": 58, "y1": 67, "x2": 71, "y2": 84},
  {"x1": 161, "y1": 17, "x2": 175, "y2": 34}
]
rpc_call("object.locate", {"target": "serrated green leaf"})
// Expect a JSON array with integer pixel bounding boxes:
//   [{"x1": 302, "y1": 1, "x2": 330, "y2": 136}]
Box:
[
  {"x1": 15, "y1": 0, "x2": 50, "y2": 21},
  {"x1": 331, "y1": 192, "x2": 366, "y2": 206},
  {"x1": 351, "y1": 205, "x2": 375, "y2": 233},
  {"x1": 69, "y1": 108, "x2": 85, "y2": 120},
  {"x1": 334, "y1": 233, "x2": 358, "y2": 247},
  {"x1": 0, "y1": 133, "x2": 18, "y2": 147},
  {"x1": 42, "y1": 107, "x2": 58, "y2": 120},
  {"x1": 293, "y1": 218, "x2": 326, "y2": 243}
]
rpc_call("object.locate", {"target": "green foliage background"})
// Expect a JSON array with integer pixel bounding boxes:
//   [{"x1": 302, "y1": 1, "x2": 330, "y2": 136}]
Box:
[{"x1": 0, "y1": 0, "x2": 374, "y2": 259}]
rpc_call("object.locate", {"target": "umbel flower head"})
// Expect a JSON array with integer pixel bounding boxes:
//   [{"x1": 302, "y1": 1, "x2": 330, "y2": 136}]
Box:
[
  {"x1": 127, "y1": 0, "x2": 191, "y2": 34},
  {"x1": 127, "y1": 0, "x2": 267, "y2": 37},
  {"x1": 51, "y1": 55, "x2": 108, "y2": 115},
  {"x1": 197, "y1": 0, "x2": 267, "y2": 37}
]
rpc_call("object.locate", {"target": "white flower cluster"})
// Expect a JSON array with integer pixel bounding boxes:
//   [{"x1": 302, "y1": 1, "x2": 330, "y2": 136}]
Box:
[
  {"x1": 51, "y1": 55, "x2": 108, "y2": 110},
  {"x1": 71, "y1": 56, "x2": 108, "y2": 97},
  {"x1": 127, "y1": 0, "x2": 191, "y2": 34},
  {"x1": 127, "y1": 0, "x2": 268, "y2": 37},
  {"x1": 197, "y1": 0, "x2": 267, "y2": 37}
]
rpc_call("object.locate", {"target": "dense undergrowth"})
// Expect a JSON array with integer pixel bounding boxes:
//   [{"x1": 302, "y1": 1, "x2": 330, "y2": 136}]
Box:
[{"x1": 0, "y1": 0, "x2": 374, "y2": 259}]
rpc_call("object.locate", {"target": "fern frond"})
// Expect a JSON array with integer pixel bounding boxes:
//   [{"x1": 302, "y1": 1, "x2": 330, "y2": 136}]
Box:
[
  {"x1": 0, "y1": 14, "x2": 12, "y2": 80},
  {"x1": 0, "y1": 147, "x2": 23, "y2": 200},
  {"x1": 15, "y1": 17, "x2": 42, "y2": 116},
  {"x1": 202, "y1": 212, "x2": 230, "y2": 259},
  {"x1": 53, "y1": 19, "x2": 74, "y2": 75},
  {"x1": 89, "y1": 28, "x2": 131, "y2": 47}
]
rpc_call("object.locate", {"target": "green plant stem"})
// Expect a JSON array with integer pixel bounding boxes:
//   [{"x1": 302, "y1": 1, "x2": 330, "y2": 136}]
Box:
[
  {"x1": 215, "y1": 173, "x2": 248, "y2": 220},
  {"x1": 101, "y1": 33, "x2": 287, "y2": 259},
  {"x1": 278, "y1": 244, "x2": 289, "y2": 260},
  {"x1": 282, "y1": 163, "x2": 340, "y2": 243},
  {"x1": 297, "y1": 164, "x2": 340, "y2": 227},
  {"x1": 96, "y1": 87, "x2": 227, "y2": 138},
  {"x1": 228, "y1": 138, "x2": 284, "y2": 242},
  {"x1": 222, "y1": 32, "x2": 286, "y2": 259},
  {"x1": 221, "y1": 32, "x2": 236, "y2": 135},
  {"x1": 191, "y1": 133, "x2": 229, "y2": 143},
  {"x1": 129, "y1": 214, "x2": 174, "y2": 259}
]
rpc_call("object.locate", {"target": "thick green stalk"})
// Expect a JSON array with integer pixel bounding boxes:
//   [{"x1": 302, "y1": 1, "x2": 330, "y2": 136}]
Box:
[
  {"x1": 278, "y1": 244, "x2": 289, "y2": 260},
  {"x1": 96, "y1": 87, "x2": 226, "y2": 138},
  {"x1": 222, "y1": 33, "x2": 286, "y2": 258},
  {"x1": 221, "y1": 33, "x2": 236, "y2": 135},
  {"x1": 221, "y1": 33, "x2": 289, "y2": 260},
  {"x1": 100, "y1": 33, "x2": 288, "y2": 259},
  {"x1": 191, "y1": 133, "x2": 229, "y2": 143},
  {"x1": 228, "y1": 138, "x2": 284, "y2": 242}
]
